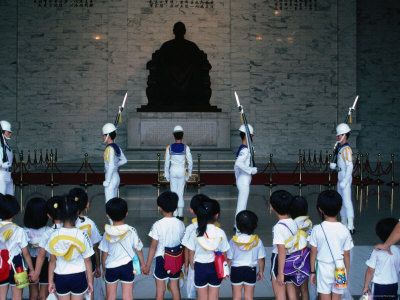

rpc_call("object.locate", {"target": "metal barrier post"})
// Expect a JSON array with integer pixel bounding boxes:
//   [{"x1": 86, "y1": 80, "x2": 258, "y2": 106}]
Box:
[
  {"x1": 387, "y1": 154, "x2": 398, "y2": 187},
  {"x1": 80, "y1": 153, "x2": 92, "y2": 192},
  {"x1": 197, "y1": 154, "x2": 201, "y2": 193},
  {"x1": 19, "y1": 151, "x2": 24, "y2": 211},
  {"x1": 157, "y1": 153, "x2": 161, "y2": 188},
  {"x1": 327, "y1": 154, "x2": 332, "y2": 189}
]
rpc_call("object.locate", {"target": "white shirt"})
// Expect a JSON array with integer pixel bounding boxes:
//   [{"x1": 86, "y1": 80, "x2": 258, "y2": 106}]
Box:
[
  {"x1": 99, "y1": 225, "x2": 143, "y2": 269},
  {"x1": 45, "y1": 227, "x2": 94, "y2": 275},
  {"x1": 309, "y1": 221, "x2": 354, "y2": 263},
  {"x1": 75, "y1": 216, "x2": 102, "y2": 245},
  {"x1": 337, "y1": 144, "x2": 353, "y2": 184},
  {"x1": 184, "y1": 224, "x2": 230, "y2": 263},
  {"x1": 0, "y1": 221, "x2": 28, "y2": 258},
  {"x1": 0, "y1": 143, "x2": 12, "y2": 171},
  {"x1": 182, "y1": 222, "x2": 197, "y2": 246},
  {"x1": 227, "y1": 234, "x2": 266, "y2": 267},
  {"x1": 148, "y1": 217, "x2": 185, "y2": 258},
  {"x1": 38, "y1": 223, "x2": 63, "y2": 249},
  {"x1": 366, "y1": 246, "x2": 400, "y2": 285},
  {"x1": 24, "y1": 226, "x2": 51, "y2": 257},
  {"x1": 272, "y1": 218, "x2": 298, "y2": 254},
  {"x1": 164, "y1": 143, "x2": 193, "y2": 181},
  {"x1": 234, "y1": 146, "x2": 253, "y2": 179},
  {"x1": 103, "y1": 144, "x2": 127, "y2": 183}
]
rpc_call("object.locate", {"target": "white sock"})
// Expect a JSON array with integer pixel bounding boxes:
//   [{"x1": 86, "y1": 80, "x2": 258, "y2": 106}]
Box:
[
  {"x1": 341, "y1": 216, "x2": 348, "y2": 227},
  {"x1": 347, "y1": 217, "x2": 354, "y2": 230}
]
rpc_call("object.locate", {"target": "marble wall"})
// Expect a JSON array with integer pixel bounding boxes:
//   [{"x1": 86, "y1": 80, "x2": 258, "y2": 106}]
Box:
[{"x1": 3, "y1": 0, "x2": 393, "y2": 163}]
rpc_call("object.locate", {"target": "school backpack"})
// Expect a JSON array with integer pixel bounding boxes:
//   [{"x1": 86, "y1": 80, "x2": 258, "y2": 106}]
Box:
[
  {"x1": 164, "y1": 244, "x2": 184, "y2": 275},
  {"x1": 0, "y1": 249, "x2": 10, "y2": 282}
]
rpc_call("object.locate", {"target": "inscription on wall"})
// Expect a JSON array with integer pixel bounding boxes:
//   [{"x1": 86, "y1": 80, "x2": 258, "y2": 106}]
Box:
[
  {"x1": 32, "y1": 0, "x2": 94, "y2": 8},
  {"x1": 148, "y1": 0, "x2": 214, "y2": 9},
  {"x1": 274, "y1": 0, "x2": 318, "y2": 11}
]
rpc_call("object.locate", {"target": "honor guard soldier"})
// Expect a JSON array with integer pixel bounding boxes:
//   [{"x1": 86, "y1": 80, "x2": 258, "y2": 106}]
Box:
[
  {"x1": 102, "y1": 123, "x2": 127, "y2": 203},
  {"x1": 330, "y1": 123, "x2": 355, "y2": 234},
  {"x1": 234, "y1": 124, "x2": 257, "y2": 230},
  {"x1": 164, "y1": 125, "x2": 193, "y2": 219},
  {"x1": 0, "y1": 120, "x2": 14, "y2": 196}
]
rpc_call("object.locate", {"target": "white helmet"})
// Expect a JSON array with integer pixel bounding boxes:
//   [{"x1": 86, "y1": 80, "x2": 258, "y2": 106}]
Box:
[
  {"x1": 0, "y1": 120, "x2": 12, "y2": 132},
  {"x1": 173, "y1": 125, "x2": 184, "y2": 133},
  {"x1": 102, "y1": 123, "x2": 116, "y2": 135},
  {"x1": 239, "y1": 124, "x2": 254, "y2": 135},
  {"x1": 336, "y1": 123, "x2": 351, "y2": 136}
]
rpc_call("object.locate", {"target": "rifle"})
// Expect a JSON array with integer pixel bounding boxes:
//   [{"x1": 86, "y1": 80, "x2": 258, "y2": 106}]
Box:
[
  {"x1": 0, "y1": 123, "x2": 8, "y2": 163},
  {"x1": 114, "y1": 92, "x2": 128, "y2": 128},
  {"x1": 234, "y1": 92, "x2": 255, "y2": 167},
  {"x1": 332, "y1": 95, "x2": 359, "y2": 164}
]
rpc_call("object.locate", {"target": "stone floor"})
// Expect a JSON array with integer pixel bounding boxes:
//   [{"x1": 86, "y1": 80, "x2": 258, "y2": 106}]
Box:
[{"x1": 7, "y1": 183, "x2": 400, "y2": 299}]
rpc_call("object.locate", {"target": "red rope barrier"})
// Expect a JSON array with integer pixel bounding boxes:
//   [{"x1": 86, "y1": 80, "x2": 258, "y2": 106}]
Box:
[
  {"x1": 272, "y1": 163, "x2": 281, "y2": 175},
  {"x1": 260, "y1": 163, "x2": 270, "y2": 174},
  {"x1": 87, "y1": 163, "x2": 96, "y2": 174},
  {"x1": 73, "y1": 162, "x2": 85, "y2": 175}
]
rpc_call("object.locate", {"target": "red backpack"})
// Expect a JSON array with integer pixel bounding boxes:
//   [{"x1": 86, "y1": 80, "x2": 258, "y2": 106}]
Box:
[
  {"x1": 0, "y1": 249, "x2": 10, "y2": 282},
  {"x1": 164, "y1": 244, "x2": 184, "y2": 275}
]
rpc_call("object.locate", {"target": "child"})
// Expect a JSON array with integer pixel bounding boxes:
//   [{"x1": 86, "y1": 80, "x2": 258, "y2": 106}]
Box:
[
  {"x1": 23, "y1": 196, "x2": 50, "y2": 300},
  {"x1": 269, "y1": 190, "x2": 300, "y2": 299},
  {"x1": 142, "y1": 191, "x2": 185, "y2": 300},
  {"x1": 310, "y1": 190, "x2": 353, "y2": 299},
  {"x1": 33, "y1": 196, "x2": 65, "y2": 286},
  {"x1": 69, "y1": 188, "x2": 102, "y2": 280},
  {"x1": 184, "y1": 198, "x2": 230, "y2": 300},
  {"x1": 46, "y1": 195, "x2": 94, "y2": 299},
  {"x1": 227, "y1": 210, "x2": 266, "y2": 300},
  {"x1": 0, "y1": 194, "x2": 35, "y2": 300},
  {"x1": 290, "y1": 196, "x2": 312, "y2": 300},
  {"x1": 363, "y1": 218, "x2": 400, "y2": 299},
  {"x1": 99, "y1": 197, "x2": 145, "y2": 300}
]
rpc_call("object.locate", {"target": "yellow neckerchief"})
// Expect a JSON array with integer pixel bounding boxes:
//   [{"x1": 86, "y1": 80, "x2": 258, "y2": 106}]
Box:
[
  {"x1": 191, "y1": 218, "x2": 220, "y2": 228},
  {"x1": 284, "y1": 229, "x2": 308, "y2": 254},
  {"x1": 294, "y1": 216, "x2": 312, "y2": 232},
  {"x1": 0, "y1": 222, "x2": 17, "y2": 242},
  {"x1": 232, "y1": 234, "x2": 259, "y2": 251},
  {"x1": 196, "y1": 224, "x2": 222, "y2": 251},
  {"x1": 49, "y1": 228, "x2": 86, "y2": 261},
  {"x1": 27, "y1": 228, "x2": 44, "y2": 249},
  {"x1": 77, "y1": 217, "x2": 92, "y2": 239},
  {"x1": 104, "y1": 224, "x2": 131, "y2": 243}
]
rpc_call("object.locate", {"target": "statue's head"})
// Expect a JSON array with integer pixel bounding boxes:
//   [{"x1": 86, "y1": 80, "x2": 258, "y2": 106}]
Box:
[{"x1": 173, "y1": 22, "x2": 186, "y2": 39}]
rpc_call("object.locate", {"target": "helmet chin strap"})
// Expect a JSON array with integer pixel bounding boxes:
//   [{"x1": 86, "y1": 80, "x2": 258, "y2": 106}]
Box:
[
  {"x1": 104, "y1": 134, "x2": 109, "y2": 144},
  {"x1": 338, "y1": 134, "x2": 345, "y2": 144}
]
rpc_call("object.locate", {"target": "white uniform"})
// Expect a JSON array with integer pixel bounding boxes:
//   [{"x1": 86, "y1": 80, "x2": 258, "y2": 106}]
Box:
[
  {"x1": 0, "y1": 142, "x2": 13, "y2": 196},
  {"x1": 103, "y1": 143, "x2": 127, "y2": 203},
  {"x1": 234, "y1": 145, "x2": 256, "y2": 218},
  {"x1": 164, "y1": 143, "x2": 193, "y2": 217},
  {"x1": 337, "y1": 143, "x2": 354, "y2": 223}
]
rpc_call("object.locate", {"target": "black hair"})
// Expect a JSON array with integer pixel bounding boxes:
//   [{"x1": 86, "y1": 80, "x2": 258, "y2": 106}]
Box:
[
  {"x1": 24, "y1": 197, "x2": 48, "y2": 229},
  {"x1": 109, "y1": 131, "x2": 116, "y2": 140},
  {"x1": 173, "y1": 132, "x2": 184, "y2": 140},
  {"x1": 346, "y1": 132, "x2": 350, "y2": 138},
  {"x1": 290, "y1": 196, "x2": 308, "y2": 219},
  {"x1": 46, "y1": 196, "x2": 66, "y2": 222},
  {"x1": 236, "y1": 210, "x2": 258, "y2": 235},
  {"x1": 157, "y1": 191, "x2": 178, "y2": 213},
  {"x1": 190, "y1": 194, "x2": 209, "y2": 215},
  {"x1": 316, "y1": 190, "x2": 342, "y2": 218},
  {"x1": 106, "y1": 197, "x2": 128, "y2": 222},
  {"x1": 68, "y1": 188, "x2": 88, "y2": 215},
  {"x1": 64, "y1": 195, "x2": 80, "y2": 225},
  {"x1": 270, "y1": 190, "x2": 293, "y2": 215},
  {"x1": 173, "y1": 21, "x2": 186, "y2": 37},
  {"x1": 376, "y1": 218, "x2": 398, "y2": 243},
  {"x1": 240, "y1": 132, "x2": 246, "y2": 141},
  {"x1": 0, "y1": 194, "x2": 20, "y2": 220},
  {"x1": 196, "y1": 198, "x2": 220, "y2": 237}
]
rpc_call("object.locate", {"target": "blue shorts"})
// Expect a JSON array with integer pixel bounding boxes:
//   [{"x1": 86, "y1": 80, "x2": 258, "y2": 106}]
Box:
[
  {"x1": 54, "y1": 272, "x2": 88, "y2": 296},
  {"x1": 194, "y1": 262, "x2": 222, "y2": 288},
  {"x1": 231, "y1": 266, "x2": 257, "y2": 286},
  {"x1": 373, "y1": 282, "x2": 398, "y2": 299},
  {"x1": 0, "y1": 254, "x2": 23, "y2": 286},
  {"x1": 154, "y1": 256, "x2": 181, "y2": 281},
  {"x1": 270, "y1": 253, "x2": 292, "y2": 283},
  {"x1": 105, "y1": 261, "x2": 134, "y2": 284}
]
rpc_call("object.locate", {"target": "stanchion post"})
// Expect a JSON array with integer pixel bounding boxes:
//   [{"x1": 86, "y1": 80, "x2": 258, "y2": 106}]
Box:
[
  {"x1": 157, "y1": 153, "x2": 161, "y2": 188},
  {"x1": 327, "y1": 154, "x2": 332, "y2": 189},
  {"x1": 80, "y1": 153, "x2": 93, "y2": 192},
  {"x1": 50, "y1": 154, "x2": 54, "y2": 197},
  {"x1": 197, "y1": 154, "x2": 201, "y2": 193},
  {"x1": 18, "y1": 151, "x2": 26, "y2": 212},
  {"x1": 387, "y1": 154, "x2": 398, "y2": 187}
]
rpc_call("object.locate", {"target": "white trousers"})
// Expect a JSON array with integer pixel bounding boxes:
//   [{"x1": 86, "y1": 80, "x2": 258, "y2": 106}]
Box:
[
  {"x1": 235, "y1": 174, "x2": 252, "y2": 217},
  {"x1": 105, "y1": 173, "x2": 120, "y2": 203},
  {"x1": 337, "y1": 182, "x2": 354, "y2": 219},
  {"x1": 170, "y1": 167, "x2": 186, "y2": 216},
  {"x1": 0, "y1": 171, "x2": 14, "y2": 196}
]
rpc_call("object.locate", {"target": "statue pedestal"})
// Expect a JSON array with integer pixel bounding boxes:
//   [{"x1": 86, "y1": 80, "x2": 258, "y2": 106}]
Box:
[{"x1": 127, "y1": 112, "x2": 230, "y2": 150}]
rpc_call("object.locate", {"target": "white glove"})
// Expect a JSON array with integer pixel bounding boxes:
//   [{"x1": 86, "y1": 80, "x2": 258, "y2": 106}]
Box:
[
  {"x1": 251, "y1": 167, "x2": 257, "y2": 175},
  {"x1": 103, "y1": 181, "x2": 109, "y2": 187},
  {"x1": 165, "y1": 176, "x2": 170, "y2": 182},
  {"x1": 329, "y1": 163, "x2": 337, "y2": 170},
  {"x1": 339, "y1": 181, "x2": 347, "y2": 189},
  {"x1": 1, "y1": 161, "x2": 11, "y2": 169},
  {"x1": 185, "y1": 176, "x2": 190, "y2": 181}
]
